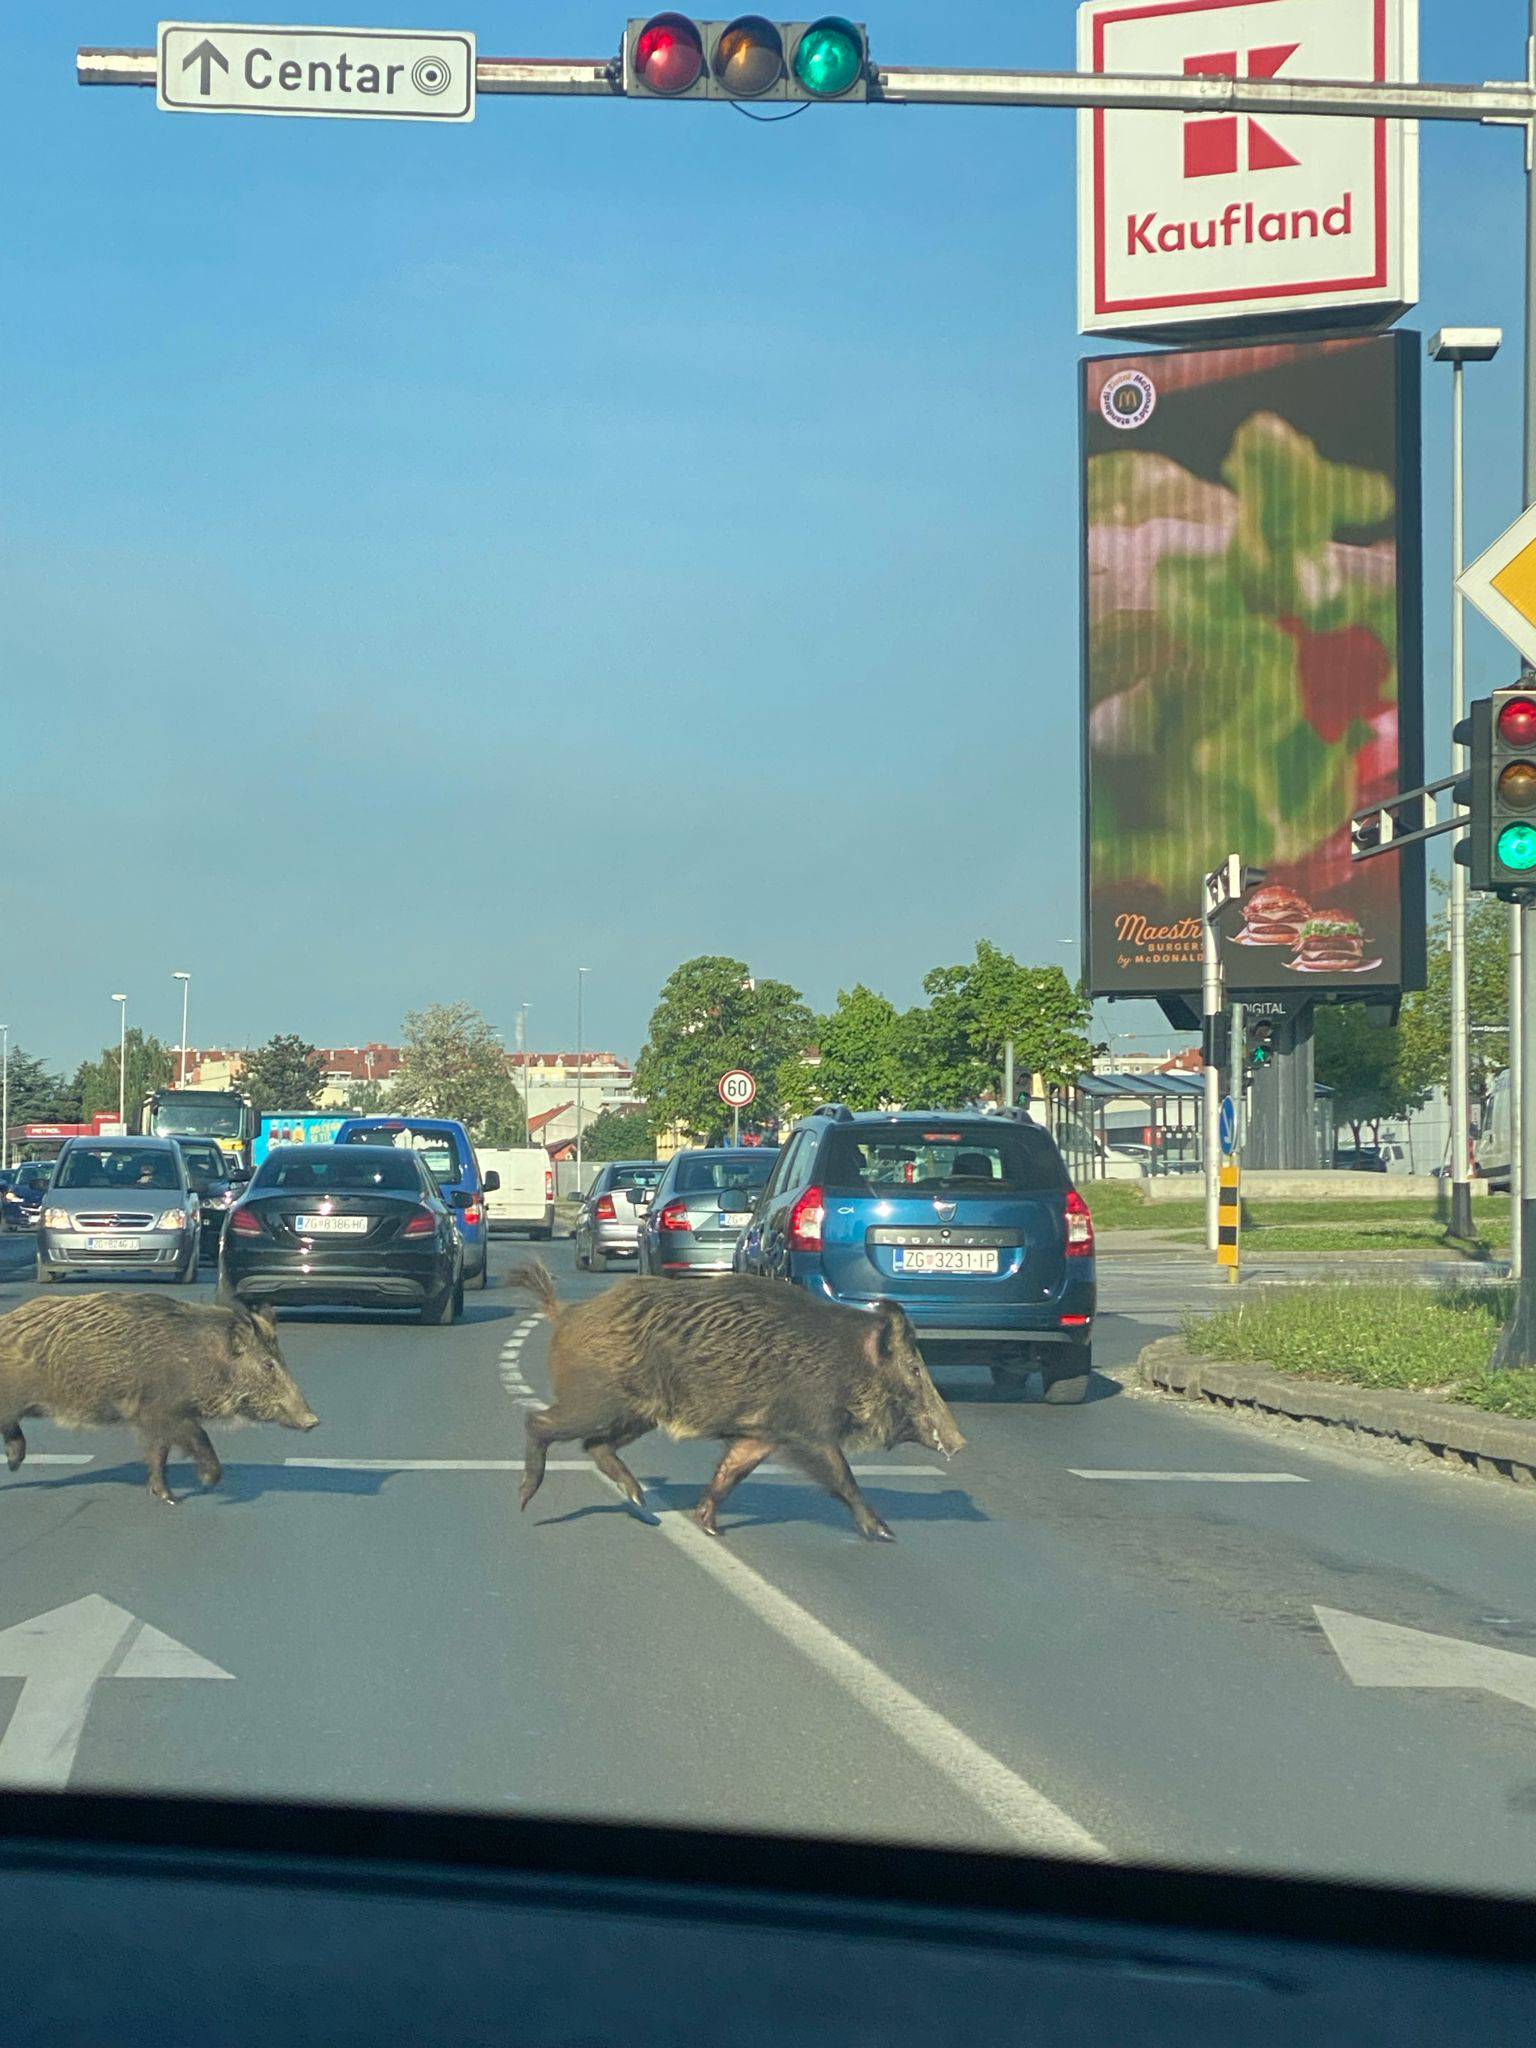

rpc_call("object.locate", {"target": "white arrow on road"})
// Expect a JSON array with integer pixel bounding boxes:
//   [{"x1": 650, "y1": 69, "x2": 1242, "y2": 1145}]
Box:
[
  {"x1": 0, "y1": 1595, "x2": 231, "y2": 1788},
  {"x1": 1316, "y1": 1606, "x2": 1536, "y2": 1714}
]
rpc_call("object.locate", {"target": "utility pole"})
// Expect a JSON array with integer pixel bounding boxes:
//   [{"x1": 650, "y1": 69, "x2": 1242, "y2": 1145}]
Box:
[
  {"x1": 1203, "y1": 868, "x2": 1225, "y2": 1256},
  {"x1": 1003, "y1": 1040, "x2": 1016, "y2": 1113},
  {"x1": 1517, "y1": 0, "x2": 1536, "y2": 1293},
  {"x1": 574, "y1": 967, "x2": 590, "y2": 1188},
  {"x1": 112, "y1": 994, "x2": 128, "y2": 1130},
  {"x1": 0, "y1": 1026, "x2": 8, "y2": 1171},
  {"x1": 173, "y1": 971, "x2": 190, "y2": 1089},
  {"x1": 516, "y1": 1003, "x2": 531, "y2": 1145}
]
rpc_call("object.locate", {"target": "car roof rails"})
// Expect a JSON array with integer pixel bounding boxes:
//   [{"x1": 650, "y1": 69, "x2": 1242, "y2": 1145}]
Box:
[{"x1": 810, "y1": 1103, "x2": 855, "y2": 1123}]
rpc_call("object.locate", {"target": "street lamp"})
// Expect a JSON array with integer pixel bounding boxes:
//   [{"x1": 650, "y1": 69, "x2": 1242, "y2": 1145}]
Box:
[
  {"x1": 172, "y1": 971, "x2": 191, "y2": 1088},
  {"x1": 0, "y1": 1026, "x2": 8, "y2": 1170},
  {"x1": 575, "y1": 968, "x2": 590, "y2": 1186},
  {"x1": 112, "y1": 994, "x2": 128, "y2": 1130},
  {"x1": 1430, "y1": 326, "x2": 1503, "y2": 1244},
  {"x1": 517, "y1": 1003, "x2": 532, "y2": 1145}
]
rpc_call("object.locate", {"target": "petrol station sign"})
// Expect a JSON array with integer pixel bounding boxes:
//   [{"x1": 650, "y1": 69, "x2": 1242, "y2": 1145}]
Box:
[{"x1": 1078, "y1": 0, "x2": 1418, "y2": 338}]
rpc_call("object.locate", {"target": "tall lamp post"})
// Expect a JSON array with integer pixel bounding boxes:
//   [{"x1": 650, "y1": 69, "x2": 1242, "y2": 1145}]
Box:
[
  {"x1": 172, "y1": 972, "x2": 191, "y2": 1088},
  {"x1": 0, "y1": 1026, "x2": 8, "y2": 1170},
  {"x1": 1429, "y1": 328, "x2": 1502, "y2": 1242},
  {"x1": 112, "y1": 993, "x2": 128, "y2": 1130},
  {"x1": 517, "y1": 1003, "x2": 532, "y2": 1144},
  {"x1": 574, "y1": 968, "x2": 590, "y2": 1187}
]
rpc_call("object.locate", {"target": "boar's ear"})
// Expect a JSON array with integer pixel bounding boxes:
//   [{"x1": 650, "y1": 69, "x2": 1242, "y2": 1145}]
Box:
[
  {"x1": 865, "y1": 1301, "x2": 910, "y2": 1368},
  {"x1": 251, "y1": 1304, "x2": 279, "y2": 1340}
]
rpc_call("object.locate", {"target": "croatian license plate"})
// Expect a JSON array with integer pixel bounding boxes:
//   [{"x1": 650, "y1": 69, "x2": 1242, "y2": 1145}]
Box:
[
  {"x1": 88, "y1": 1236, "x2": 140, "y2": 1253},
  {"x1": 719, "y1": 1212, "x2": 751, "y2": 1230},
  {"x1": 893, "y1": 1247, "x2": 999, "y2": 1275},
  {"x1": 294, "y1": 1214, "x2": 369, "y2": 1235}
]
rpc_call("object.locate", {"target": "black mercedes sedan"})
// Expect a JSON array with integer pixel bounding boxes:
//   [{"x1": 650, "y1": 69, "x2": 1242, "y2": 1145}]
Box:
[{"x1": 218, "y1": 1145, "x2": 464, "y2": 1323}]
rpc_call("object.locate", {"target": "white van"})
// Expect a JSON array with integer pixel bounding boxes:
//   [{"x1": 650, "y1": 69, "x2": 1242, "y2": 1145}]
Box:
[{"x1": 478, "y1": 1148, "x2": 555, "y2": 1238}]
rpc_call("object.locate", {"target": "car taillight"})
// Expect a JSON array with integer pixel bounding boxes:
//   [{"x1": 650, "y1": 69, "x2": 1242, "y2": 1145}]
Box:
[
  {"x1": 789, "y1": 1184, "x2": 825, "y2": 1252},
  {"x1": 402, "y1": 1210, "x2": 437, "y2": 1237},
  {"x1": 1065, "y1": 1189, "x2": 1094, "y2": 1258},
  {"x1": 657, "y1": 1198, "x2": 692, "y2": 1233},
  {"x1": 595, "y1": 1194, "x2": 616, "y2": 1221},
  {"x1": 461, "y1": 1203, "x2": 482, "y2": 1226},
  {"x1": 544, "y1": 1169, "x2": 554, "y2": 1200},
  {"x1": 229, "y1": 1208, "x2": 262, "y2": 1236}
]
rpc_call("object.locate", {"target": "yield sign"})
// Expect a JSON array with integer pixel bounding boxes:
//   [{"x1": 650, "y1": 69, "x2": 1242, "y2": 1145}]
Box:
[{"x1": 1458, "y1": 501, "x2": 1536, "y2": 669}]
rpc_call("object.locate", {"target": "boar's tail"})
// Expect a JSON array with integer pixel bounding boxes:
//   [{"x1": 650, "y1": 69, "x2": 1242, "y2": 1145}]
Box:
[{"x1": 509, "y1": 1260, "x2": 563, "y2": 1321}]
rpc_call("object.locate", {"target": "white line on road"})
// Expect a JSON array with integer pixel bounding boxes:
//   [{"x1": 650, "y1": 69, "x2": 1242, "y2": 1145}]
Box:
[
  {"x1": 284, "y1": 1458, "x2": 944, "y2": 1476},
  {"x1": 655, "y1": 1513, "x2": 1106, "y2": 1859},
  {"x1": 1070, "y1": 1470, "x2": 1308, "y2": 1483},
  {"x1": 12, "y1": 1455, "x2": 94, "y2": 1466}
]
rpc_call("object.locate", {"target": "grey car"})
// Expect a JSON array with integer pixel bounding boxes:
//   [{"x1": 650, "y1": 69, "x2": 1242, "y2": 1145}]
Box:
[
  {"x1": 573, "y1": 1159, "x2": 664, "y2": 1270},
  {"x1": 37, "y1": 1136, "x2": 201, "y2": 1285},
  {"x1": 636, "y1": 1147, "x2": 778, "y2": 1277}
]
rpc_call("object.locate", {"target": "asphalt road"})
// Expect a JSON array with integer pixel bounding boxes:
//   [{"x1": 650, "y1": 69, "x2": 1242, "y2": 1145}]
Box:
[{"x1": 0, "y1": 1230, "x2": 1533, "y2": 1894}]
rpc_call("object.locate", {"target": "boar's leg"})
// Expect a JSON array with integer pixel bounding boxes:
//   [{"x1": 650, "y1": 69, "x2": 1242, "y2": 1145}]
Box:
[
  {"x1": 1, "y1": 1422, "x2": 25, "y2": 1473},
  {"x1": 177, "y1": 1423, "x2": 223, "y2": 1491},
  {"x1": 142, "y1": 1436, "x2": 178, "y2": 1507},
  {"x1": 785, "y1": 1443, "x2": 895, "y2": 1543},
  {"x1": 520, "y1": 1397, "x2": 643, "y2": 1512},
  {"x1": 583, "y1": 1425, "x2": 649, "y2": 1509},
  {"x1": 695, "y1": 1437, "x2": 777, "y2": 1538}
]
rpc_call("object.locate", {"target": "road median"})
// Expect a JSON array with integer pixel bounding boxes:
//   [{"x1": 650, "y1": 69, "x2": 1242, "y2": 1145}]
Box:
[{"x1": 1139, "y1": 1334, "x2": 1536, "y2": 1489}]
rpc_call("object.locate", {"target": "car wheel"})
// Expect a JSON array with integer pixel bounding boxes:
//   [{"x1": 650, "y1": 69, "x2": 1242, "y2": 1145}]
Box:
[
  {"x1": 1043, "y1": 1352, "x2": 1092, "y2": 1405},
  {"x1": 420, "y1": 1278, "x2": 457, "y2": 1326}
]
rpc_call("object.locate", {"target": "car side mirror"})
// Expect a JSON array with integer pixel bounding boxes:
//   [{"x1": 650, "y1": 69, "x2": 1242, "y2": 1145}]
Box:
[{"x1": 483, "y1": 1171, "x2": 501, "y2": 1193}]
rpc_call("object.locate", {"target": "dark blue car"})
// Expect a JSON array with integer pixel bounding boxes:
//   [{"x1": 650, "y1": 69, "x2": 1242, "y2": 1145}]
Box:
[
  {"x1": 332, "y1": 1116, "x2": 497, "y2": 1289},
  {"x1": 735, "y1": 1107, "x2": 1096, "y2": 1401}
]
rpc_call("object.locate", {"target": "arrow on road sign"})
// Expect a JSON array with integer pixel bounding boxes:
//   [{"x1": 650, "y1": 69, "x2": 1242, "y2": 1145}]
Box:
[
  {"x1": 1458, "y1": 501, "x2": 1536, "y2": 670},
  {"x1": 1315, "y1": 1605, "x2": 1536, "y2": 1714},
  {"x1": 0, "y1": 1595, "x2": 232, "y2": 1788},
  {"x1": 181, "y1": 37, "x2": 230, "y2": 96}
]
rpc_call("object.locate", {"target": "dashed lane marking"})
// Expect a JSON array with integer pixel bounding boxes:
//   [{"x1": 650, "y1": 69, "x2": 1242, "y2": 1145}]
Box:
[
  {"x1": 283, "y1": 1458, "x2": 944, "y2": 1476},
  {"x1": 1069, "y1": 1470, "x2": 1308, "y2": 1483}
]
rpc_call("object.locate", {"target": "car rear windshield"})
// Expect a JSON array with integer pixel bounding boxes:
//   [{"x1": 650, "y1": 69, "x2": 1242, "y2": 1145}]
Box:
[
  {"x1": 820, "y1": 1124, "x2": 1068, "y2": 1195},
  {"x1": 608, "y1": 1164, "x2": 663, "y2": 1190},
  {"x1": 56, "y1": 1147, "x2": 180, "y2": 1192},
  {"x1": 674, "y1": 1152, "x2": 777, "y2": 1195},
  {"x1": 254, "y1": 1152, "x2": 423, "y2": 1193},
  {"x1": 178, "y1": 1144, "x2": 225, "y2": 1176},
  {"x1": 343, "y1": 1130, "x2": 464, "y2": 1185},
  {"x1": 13, "y1": 1165, "x2": 52, "y2": 1190}
]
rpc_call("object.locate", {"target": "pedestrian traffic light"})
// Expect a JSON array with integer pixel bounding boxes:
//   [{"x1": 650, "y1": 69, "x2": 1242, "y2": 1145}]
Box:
[
  {"x1": 624, "y1": 17, "x2": 869, "y2": 100},
  {"x1": 1246, "y1": 1018, "x2": 1278, "y2": 1077},
  {"x1": 1455, "y1": 688, "x2": 1536, "y2": 898}
]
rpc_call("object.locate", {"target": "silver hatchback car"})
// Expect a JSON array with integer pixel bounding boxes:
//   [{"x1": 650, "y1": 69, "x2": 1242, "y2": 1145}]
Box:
[
  {"x1": 573, "y1": 1159, "x2": 664, "y2": 1270},
  {"x1": 37, "y1": 1136, "x2": 201, "y2": 1285}
]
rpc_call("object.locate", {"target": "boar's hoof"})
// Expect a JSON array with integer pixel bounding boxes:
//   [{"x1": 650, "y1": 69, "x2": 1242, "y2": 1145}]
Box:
[
  {"x1": 4, "y1": 1437, "x2": 24, "y2": 1473},
  {"x1": 859, "y1": 1517, "x2": 896, "y2": 1543},
  {"x1": 693, "y1": 1501, "x2": 721, "y2": 1537}
]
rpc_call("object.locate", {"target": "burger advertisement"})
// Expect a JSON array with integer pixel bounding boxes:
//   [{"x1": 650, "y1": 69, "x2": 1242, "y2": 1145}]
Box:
[{"x1": 1081, "y1": 333, "x2": 1424, "y2": 1001}]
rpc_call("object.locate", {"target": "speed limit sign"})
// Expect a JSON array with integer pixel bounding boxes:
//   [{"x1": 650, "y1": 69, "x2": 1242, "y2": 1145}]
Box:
[{"x1": 718, "y1": 1070, "x2": 756, "y2": 1109}]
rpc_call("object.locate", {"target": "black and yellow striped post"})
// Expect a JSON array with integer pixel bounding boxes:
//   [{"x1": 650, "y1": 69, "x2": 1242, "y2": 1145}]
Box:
[{"x1": 1216, "y1": 1165, "x2": 1241, "y2": 1279}]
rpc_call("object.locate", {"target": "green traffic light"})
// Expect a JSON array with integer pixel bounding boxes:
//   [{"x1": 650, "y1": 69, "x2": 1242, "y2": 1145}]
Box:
[
  {"x1": 793, "y1": 17, "x2": 863, "y2": 97},
  {"x1": 1497, "y1": 822, "x2": 1536, "y2": 872}
]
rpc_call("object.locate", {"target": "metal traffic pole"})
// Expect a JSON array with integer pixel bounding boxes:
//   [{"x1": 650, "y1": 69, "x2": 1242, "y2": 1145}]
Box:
[{"x1": 1203, "y1": 872, "x2": 1223, "y2": 1255}]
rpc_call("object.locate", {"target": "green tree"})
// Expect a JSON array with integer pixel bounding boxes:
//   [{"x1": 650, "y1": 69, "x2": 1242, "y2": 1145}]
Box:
[
  {"x1": 74, "y1": 1029, "x2": 173, "y2": 1125},
  {"x1": 1398, "y1": 893, "x2": 1509, "y2": 1103},
  {"x1": 634, "y1": 956, "x2": 812, "y2": 1143},
  {"x1": 337, "y1": 1078, "x2": 394, "y2": 1116},
  {"x1": 3, "y1": 1049, "x2": 76, "y2": 1126},
  {"x1": 393, "y1": 1002, "x2": 523, "y2": 1142},
  {"x1": 900, "y1": 942, "x2": 1092, "y2": 1106},
  {"x1": 778, "y1": 984, "x2": 906, "y2": 1119},
  {"x1": 1314, "y1": 1003, "x2": 1426, "y2": 1150},
  {"x1": 241, "y1": 1034, "x2": 327, "y2": 1118},
  {"x1": 579, "y1": 1106, "x2": 653, "y2": 1161}
]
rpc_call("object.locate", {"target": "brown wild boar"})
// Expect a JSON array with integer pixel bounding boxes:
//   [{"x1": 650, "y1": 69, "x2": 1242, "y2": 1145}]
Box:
[
  {"x1": 0, "y1": 1290, "x2": 319, "y2": 1505},
  {"x1": 510, "y1": 1263, "x2": 964, "y2": 1541}
]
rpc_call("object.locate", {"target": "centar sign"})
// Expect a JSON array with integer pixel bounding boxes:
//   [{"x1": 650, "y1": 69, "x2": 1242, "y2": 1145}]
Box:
[
  {"x1": 1077, "y1": 0, "x2": 1418, "y2": 339},
  {"x1": 156, "y1": 22, "x2": 476, "y2": 122}
]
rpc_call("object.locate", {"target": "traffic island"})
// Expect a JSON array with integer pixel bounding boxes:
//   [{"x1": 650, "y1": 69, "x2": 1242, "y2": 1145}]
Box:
[{"x1": 1138, "y1": 1283, "x2": 1536, "y2": 1488}]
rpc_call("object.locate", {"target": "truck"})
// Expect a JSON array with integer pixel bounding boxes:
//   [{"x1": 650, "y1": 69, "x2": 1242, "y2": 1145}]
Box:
[
  {"x1": 476, "y1": 1147, "x2": 555, "y2": 1238},
  {"x1": 253, "y1": 1112, "x2": 350, "y2": 1167},
  {"x1": 140, "y1": 1089, "x2": 254, "y2": 1174}
]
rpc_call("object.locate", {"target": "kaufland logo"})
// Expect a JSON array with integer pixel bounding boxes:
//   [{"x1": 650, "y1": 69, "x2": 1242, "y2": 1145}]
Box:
[{"x1": 1126, "y1": 38, "x2": 1354, "y2": 260}]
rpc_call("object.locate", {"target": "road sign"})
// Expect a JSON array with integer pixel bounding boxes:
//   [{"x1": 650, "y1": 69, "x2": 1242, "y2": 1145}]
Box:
[
  {"x1": 156, "y1": 22, "x2": 476, "y2": 122},
  {"x1": 1078, "y1": 0, "x2": 1419, "y2": 338},
  {"x1": 718, "y1": 1070, "x2": 757, "y2": 1109},
  {"x1": 1218, "y1": 1096, "x2": 1237, "y2": 1156},
  {"x1": 1458, "y1": 504, "x2": 1536, "y2": 670},
  {"x1": 0, "y1": 1594, "x2": 231, "y2": 1789}
]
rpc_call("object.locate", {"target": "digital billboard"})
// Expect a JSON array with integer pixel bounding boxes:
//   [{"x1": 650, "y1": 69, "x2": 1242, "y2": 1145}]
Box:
[{"x1": 1081, "y1": 331, "x2": 1424, "y2": 1002}]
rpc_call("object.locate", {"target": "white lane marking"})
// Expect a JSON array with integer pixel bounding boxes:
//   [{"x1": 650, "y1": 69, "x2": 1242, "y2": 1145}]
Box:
[
  {"x1": 11, "y1": 1455, "x2": 94, "y2": 1467},
  {"x1": 1070, "y1": 1470, "x2": 1308, "y2": 1483},
  {"x1": 284, "y1": 1458, "x2": 943, "y2": 1476},
  {"x1": 0, "y1": 1595, "x2": 231, "y2": 1789},
  {"x1": 1316, "y1": 1606, "x2": 1536, "y2": 1713},
  {"x1": 655, "y1": 1513, "x2": 1105, "y2": 1859}
]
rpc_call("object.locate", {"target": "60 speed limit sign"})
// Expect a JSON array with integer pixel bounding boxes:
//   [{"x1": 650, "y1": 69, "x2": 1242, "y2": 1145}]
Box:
[{"x1": 718, "y1": 1070, "x2": 756, "y2": 1110}]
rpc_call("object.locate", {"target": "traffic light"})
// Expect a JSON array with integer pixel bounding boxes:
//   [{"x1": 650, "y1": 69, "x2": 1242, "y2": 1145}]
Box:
[
  {"x1": 624, "y1": 16, "x2": 869, "y2": 100},
  {"x1": 1455, "y1": 689, "x2": 1536, "y2": 898},
  {"x1": 1246, "y1": 1018, "x2": 1278, "y2": 1078}
]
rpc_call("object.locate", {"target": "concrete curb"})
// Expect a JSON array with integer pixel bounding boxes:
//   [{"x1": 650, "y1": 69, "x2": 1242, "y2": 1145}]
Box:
[{"x1": 1138, "y1": 1336, "x2": 1536, "y2": 1489}]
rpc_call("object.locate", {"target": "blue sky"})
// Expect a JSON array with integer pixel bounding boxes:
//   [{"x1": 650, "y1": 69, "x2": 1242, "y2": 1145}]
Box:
[{"x1": 2, "y1": 2, "x2": 1533, "y2": 1073}]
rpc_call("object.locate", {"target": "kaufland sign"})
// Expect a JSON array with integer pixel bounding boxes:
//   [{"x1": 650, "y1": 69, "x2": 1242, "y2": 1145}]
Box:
[{"x1": 1078, "y1": 0, "x2": 1419, "y2": 338}]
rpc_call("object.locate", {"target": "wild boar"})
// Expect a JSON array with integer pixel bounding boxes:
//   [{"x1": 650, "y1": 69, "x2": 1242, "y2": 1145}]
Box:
[
  {"x1": 0, "y1": 1291, "x2": 319, "y2": 1505},
  {"x1": 510, "y1": 1262, "x2": 963, "y2": 1541}
]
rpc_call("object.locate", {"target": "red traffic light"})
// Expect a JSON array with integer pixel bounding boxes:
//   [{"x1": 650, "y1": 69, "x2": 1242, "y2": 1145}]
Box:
[
  {"x1": 713, "y1": 16, "x2": 784, "y2": 97},
  {"x1": 1497, "y1": 695, "x2": 1536, "y2": 749},
  {"x1": 634, "y1": 13, "x2": 705, "y2": 95}
]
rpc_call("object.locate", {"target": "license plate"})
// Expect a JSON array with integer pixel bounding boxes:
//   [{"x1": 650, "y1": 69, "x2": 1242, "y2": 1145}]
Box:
[
  {"x1": 893, "y1": 1247, "x2": 999, "y2": 1275},
  {"x1": 87, "y1": 1236, "x2": 141, "y2": 1252},
  {"x1": 294, "y1": 1214, "x2": 369, "y2": 1235},
  {"x1": 719, "y1": 1212, "x2": 751, "y2": 1230}
]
